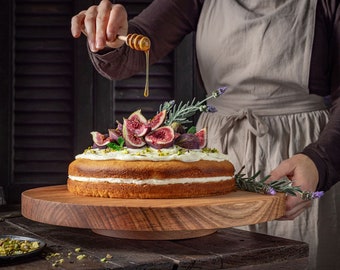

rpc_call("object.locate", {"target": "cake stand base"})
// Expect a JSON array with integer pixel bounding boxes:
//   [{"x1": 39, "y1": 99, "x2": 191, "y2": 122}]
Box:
[
  {"x1": 92, "y1": 229, "x2": 217, "y2": 240},
  {"x1": 21, "y1": 185, "x2": 286, "y2": 240}
]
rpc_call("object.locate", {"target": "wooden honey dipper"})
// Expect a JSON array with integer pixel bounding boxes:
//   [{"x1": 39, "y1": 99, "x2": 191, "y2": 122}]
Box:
[
  {"x1": 117, "y1": 34, "x2": 151, "y2": 51},
  {"x1": 81, "y1": 29, "x2": 150, "y2": 51}
]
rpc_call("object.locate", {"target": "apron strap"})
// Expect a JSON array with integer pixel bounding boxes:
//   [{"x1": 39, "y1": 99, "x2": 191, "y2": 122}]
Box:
[{"x1": 223, "y1": 109, "x2": 269, "y2": 137}]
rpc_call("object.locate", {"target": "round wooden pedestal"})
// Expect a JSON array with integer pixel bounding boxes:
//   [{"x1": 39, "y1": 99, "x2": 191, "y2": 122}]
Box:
[
  {"x1": 92, "y1": 229, "x2": 217, "y2": 240},
  {"x1": 21, "y1": 185, "x2": 285, "y2": 240}
]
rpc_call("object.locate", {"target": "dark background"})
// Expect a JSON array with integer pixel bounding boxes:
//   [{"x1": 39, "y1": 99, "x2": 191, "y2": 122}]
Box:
[{"x1": 0, "y1": 0, "x2": 202, "y2": 203}]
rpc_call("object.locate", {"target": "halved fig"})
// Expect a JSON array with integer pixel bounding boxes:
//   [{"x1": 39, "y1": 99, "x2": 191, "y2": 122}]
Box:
[
  {"x1": 125, "y1": 118, "x2": 150, "y2": 137},
  {"x1": 116, "y1": 120, "x2": 123, "y2": 131},
  {"x1": 91, "y1": 131, "x2": 111, "y2": 147},
  {"x1": 126, "y1": 109, "x2": 149, "y2": 137},
  {"x1": 108, "y1": 128, "x2": 122, "y2": 142},
  {"x1": 145, "y1": 126, "x2": 175, "y2": 149},
  {"x1": 122, "y1": 118, "x2": 146, "y2": 148},
  {"x1": 148, "y1": 110, "x2": 166, "y2": 130},
  {"x1": 195, "y1": 128, "x2": 207, "y2": 148},
  {"x1": 128, "y1": 109, "x2": 147, "y2": 123}
]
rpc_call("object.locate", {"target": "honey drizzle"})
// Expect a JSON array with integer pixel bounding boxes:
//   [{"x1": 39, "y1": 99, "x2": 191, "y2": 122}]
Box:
[
  {"x1": 144, "y1": 50, "x2": 150, "y2": 97},
  {"x1": 123, "y1": 34, "x2": 151, "y2": 97},
  {"x1": 80, "y1": 30, "x2": 151, "y2": 96}
]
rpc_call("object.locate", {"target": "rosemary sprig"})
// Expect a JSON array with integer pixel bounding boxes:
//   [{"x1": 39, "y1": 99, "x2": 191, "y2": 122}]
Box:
[
  {"x1": 159, "y1": 87, "x2": 227, "y2": 126},
  {"x1": 235, "y1": 166, "x2": 324, "y2": 200}
]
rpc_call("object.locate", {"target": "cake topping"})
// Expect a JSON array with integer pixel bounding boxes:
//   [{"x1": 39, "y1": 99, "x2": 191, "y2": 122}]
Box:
[
  {"x1": 122, "y1": 117, "x2": 146, "y2": 148},
  {"x1": 88, "y1": 87, "x2": 228, "y2": 152},
  {"x1": 145, "y1": 126, "x2": 175, "y2": 149},
  {"x1": 77, "y1": 146, "x2": 229, "y2": 162}
]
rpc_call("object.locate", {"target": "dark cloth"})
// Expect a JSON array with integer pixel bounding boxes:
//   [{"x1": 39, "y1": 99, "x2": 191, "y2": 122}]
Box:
[{"x1": 88, "y1": 0, "x2": 340, "y2": 192}]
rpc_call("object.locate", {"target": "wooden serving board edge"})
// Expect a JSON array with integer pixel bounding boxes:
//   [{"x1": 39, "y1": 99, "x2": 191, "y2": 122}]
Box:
[{"x1": 21, "y1": 185, "x2": 286, "y2": 233}]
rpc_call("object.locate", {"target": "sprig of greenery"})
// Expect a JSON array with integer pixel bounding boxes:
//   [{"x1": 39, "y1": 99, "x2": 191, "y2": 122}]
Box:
[
  {"x1": 107, "y1": 137, "x2": 125, "y2": 151},
  {"x1": 235, "y1": 166, "x2": 324, "y2": 200},
  {"x1": 159, "y1": 87, "x2": 227, "y2": 126}
]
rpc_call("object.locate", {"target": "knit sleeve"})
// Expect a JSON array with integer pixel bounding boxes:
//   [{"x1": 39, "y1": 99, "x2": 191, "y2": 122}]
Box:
[
  {"x1": 87, "y1": 0, "x2": 202, "y2": 80},
  {"x1": 303, "y1": 0, "x2": 340, "y2": 192}
]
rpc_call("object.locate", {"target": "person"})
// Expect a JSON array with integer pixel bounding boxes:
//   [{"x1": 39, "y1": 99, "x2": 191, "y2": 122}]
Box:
[{"x1": 71, "y1": 0, "x2": 340, "y2": 269}]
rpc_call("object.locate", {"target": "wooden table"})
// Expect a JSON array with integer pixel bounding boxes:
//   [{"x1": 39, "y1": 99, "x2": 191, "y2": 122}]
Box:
[{"x1": 0, "y1": 205, "x2": 308, "y2": 269}]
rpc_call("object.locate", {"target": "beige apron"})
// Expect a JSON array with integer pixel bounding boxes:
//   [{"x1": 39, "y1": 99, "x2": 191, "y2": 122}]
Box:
[{"x1": 195, "y1": 1, "x2": 337, "y2": 269}]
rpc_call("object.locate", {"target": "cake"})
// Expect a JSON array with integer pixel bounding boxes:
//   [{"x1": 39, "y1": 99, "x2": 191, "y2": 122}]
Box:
[
  {"x1": 67, "y1": 87, "x2": 235, "y2": 199},
  {"x1": 67, "y1": 146, "x2": 235, "y2": 199}
]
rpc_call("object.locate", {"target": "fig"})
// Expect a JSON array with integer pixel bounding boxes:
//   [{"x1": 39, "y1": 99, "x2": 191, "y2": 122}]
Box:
[
  {"x1": 175, "y1": 133, "x2": 200, "y2": 149},
  {"x1": 170, "y1": 122, "x2": 186, "y2": 134},
  {"x1": 116, "y1": 120, "x2": 123, "y2": 131},
  {"x1": 124, "y1": 118, "x2": 150, "y2": 137},
  {"x1": 91, "y1": 131, "x2": 111, "y2": 147},
  {"x1": 195, "y1": 128, "x2": 207, "y2": 148},
  {"x1": 126, "y1": 109, "x2": 150, "y2": 137},
  {"x1": 108, "y1": 128, "x2": 122, "y2": 142},
  {"x1": 128, "y1": 109, "x2": 147, "y2": 123},
  {"x1": 122, "y1": 118, "x2": 146, "y2": 148},
  {"x1": 145, "y1": 126, "x2": 175, "y2": 149},
  {"x1": 148, "y1": 110, "x2": 166, "y2": 130}
]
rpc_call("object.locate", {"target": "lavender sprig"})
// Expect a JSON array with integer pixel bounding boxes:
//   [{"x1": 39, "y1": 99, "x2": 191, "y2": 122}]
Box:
[
  {"x1": 235, "y1": 166, "x2": 324, "y2": 200},
  {"x1": 159, "y1": 87, "x2": 227, "y2": 126}
]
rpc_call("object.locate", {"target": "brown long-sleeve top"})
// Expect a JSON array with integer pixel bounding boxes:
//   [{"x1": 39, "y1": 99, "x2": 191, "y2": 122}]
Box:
[{"x1": 88, "y1": 0, "x2": 340, "y2": 192}]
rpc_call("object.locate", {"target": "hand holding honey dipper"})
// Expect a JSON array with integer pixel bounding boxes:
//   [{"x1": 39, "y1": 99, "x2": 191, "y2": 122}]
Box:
[
  {"x1": 71, "y1": 0, "x2": 150, "y2": 51},
  {"x1": 71, "y1": 0, "x2": 151, "y2": 96},
  {"x1": 71, "y1": 1, "x2": 129, "y2": 52}
]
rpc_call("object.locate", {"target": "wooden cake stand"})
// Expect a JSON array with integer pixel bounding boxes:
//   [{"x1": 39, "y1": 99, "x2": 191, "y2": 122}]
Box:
[{"x1": 21, "y1": 185, "x2": 285, "y2": 240}]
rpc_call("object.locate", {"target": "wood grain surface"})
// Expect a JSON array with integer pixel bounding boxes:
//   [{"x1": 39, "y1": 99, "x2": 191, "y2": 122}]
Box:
[{"x1": 21, "y1": 185, "x2": 285, "y2": 240}]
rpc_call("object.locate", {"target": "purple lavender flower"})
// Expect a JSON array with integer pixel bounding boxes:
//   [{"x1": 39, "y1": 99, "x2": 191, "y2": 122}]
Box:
[
  {"x1": 206, "y1": 105, "x2": 217, "y2": 112},
  {"x1": 301, "y1": 190, "x2": 325, "y2": 200},
  {"x1": 212, "y1": 86, "x2": 228, "y2": 98},
  {"x1": 263, "y1": 185, "x2": 276, "y2": 195},
  {"x1": 312, "y1": 191, "x2": 324, "y2": 199},
  {"x1": 267, "y1": 187, "x2": 277, "y2": 195}
]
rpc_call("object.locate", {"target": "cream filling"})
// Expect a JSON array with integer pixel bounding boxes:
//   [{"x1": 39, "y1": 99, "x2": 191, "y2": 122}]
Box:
[
  {"x1": 68, "y1": 175, "x2": 234, "y2": 185},
  {"x1": 76, "y1": 146, "x2": 230, "y2": 162}
]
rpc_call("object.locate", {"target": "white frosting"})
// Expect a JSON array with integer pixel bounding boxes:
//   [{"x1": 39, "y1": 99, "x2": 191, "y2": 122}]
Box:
[
  {"x1": 68, "y1": 175, "x2": 234, "y2": 185},
  {"x1": 71, "y1": 146, "x2": 233, "y2": 185},
  {"x1": 76, "y1": 146, "x2": 230, "y2": 162}
]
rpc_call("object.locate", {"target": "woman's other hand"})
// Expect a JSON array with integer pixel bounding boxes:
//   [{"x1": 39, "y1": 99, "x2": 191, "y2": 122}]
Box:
[
  {"x1": 267, "y1": 154, "x2": 319, "y2": 220},
  {"x1": 71, "y1": 0, "x2": 128, "y2": 52}
]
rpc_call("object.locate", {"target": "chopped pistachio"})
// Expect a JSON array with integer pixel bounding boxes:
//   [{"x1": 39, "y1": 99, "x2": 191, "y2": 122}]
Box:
[
  {"x1": 202, "y1": 147, "x2": 219, "y2": 153},
  {"x1": 0, "y1": 238, "x2": 41, "y2": 256},
  {"x1": 157, "y1": 150, "x2": 169, "y2": 156},
  {"x1": 76, "y1": 254, "x2": 86, "y2": 260}
]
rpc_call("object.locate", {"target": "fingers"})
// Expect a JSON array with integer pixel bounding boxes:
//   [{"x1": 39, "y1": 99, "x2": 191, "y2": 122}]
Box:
[
  {"x1": 71, "y1": 11, "x2": 86, "y2": 38},
  {"x1": 107, "y1": 5, "x2": 128, "y2": 41},
  {"x1": 279, "y1": 196, "x2": 312, "y2": 220},
  {"x1": 84, "y1": 5, "x2": 99, "y2": 51},
  {"x1": 70, "y1": 1, "x2": 128, "y2": 52},
  {"x1": 267, "y1": 155, "x2": 320, "y2": 220},
  {"x1": 95, "y1": 0, "x2": 113, "y2": 49},
  {"x1": 267, "y1": 159, "x2": 294, "y2": 182}
]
